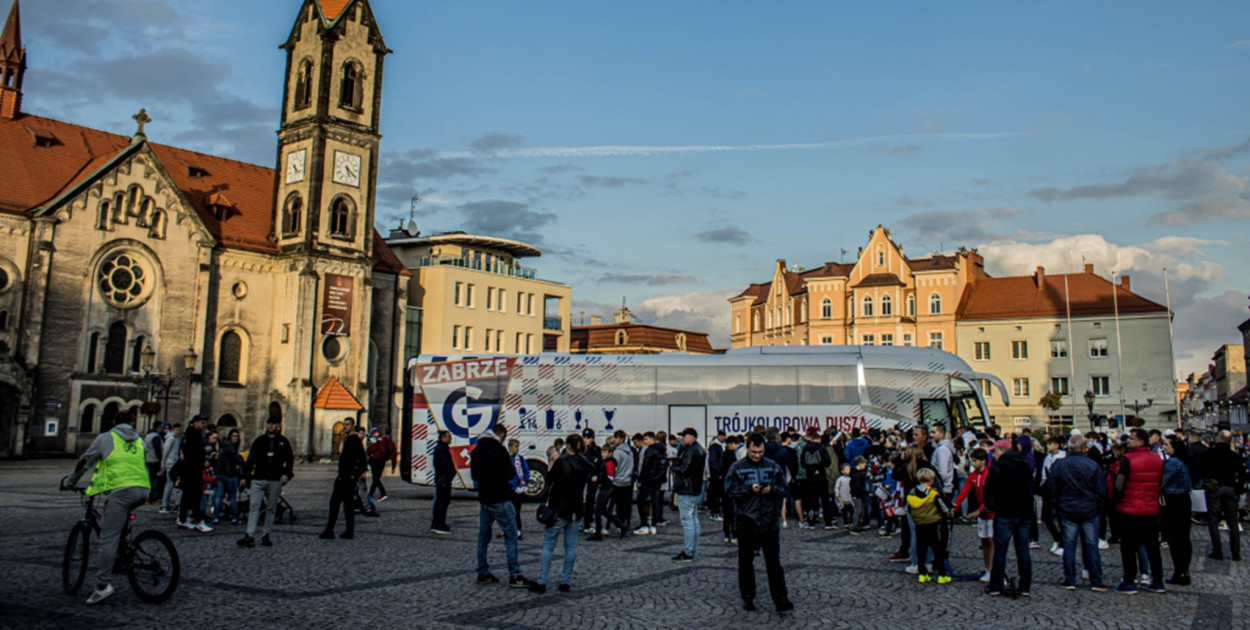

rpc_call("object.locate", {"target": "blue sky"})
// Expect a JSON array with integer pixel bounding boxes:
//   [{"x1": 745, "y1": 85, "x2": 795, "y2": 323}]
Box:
[{"x1": 16, "y1": 0, "x2": 1250, "y2": 374}]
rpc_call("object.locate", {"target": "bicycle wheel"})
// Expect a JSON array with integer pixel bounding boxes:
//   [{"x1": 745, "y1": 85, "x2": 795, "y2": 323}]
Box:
[
  {"x1": 126, "y1": 530, "x2": 179, "y2": 603},
  {"x1": 62, "y1": 523, "x2": 90, "y2": 595}
]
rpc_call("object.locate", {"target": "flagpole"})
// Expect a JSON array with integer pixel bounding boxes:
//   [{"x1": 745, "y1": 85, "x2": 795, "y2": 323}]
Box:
[
  {"x1": 1065, "y1": 271, "x2": 1078, "y2": 428},
  {"x1": 1112, "y1": 270, "x2": 1126, "y2": 427},
  {"x1": 1164, "y1": 268, "x2": 1181, "y2": 428}
]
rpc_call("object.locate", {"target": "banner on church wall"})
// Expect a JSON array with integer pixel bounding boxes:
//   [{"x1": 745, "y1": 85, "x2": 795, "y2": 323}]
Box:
[{"x1": 321, "y1": 273, "x2": 353, "y2": 336}]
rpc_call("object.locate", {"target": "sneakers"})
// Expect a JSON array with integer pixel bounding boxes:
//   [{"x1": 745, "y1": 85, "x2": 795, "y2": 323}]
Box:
[
  {"x1": 318, "y1": 531, "x2": 335, "y2": 540},
  {"x1": 723, "y1": 537, "x2": 732, "y2": 544},
  {"x1": 1167, "y1": 574, "x2": 1191, "y2": 586},
  {"x1": 888, "y1": 551, "x2": 908, "y2": 562},
  {"x1": 728, "y1": 538, "x2": 739, "y2": 546},
  {"x1": 918, "y1": 574, "x2": 932, "y2": 583},
  {"x1": 1098, "y1": 539, "x2": 1110, "y2": 550},
  {"x1": 904, "y1": 565, "x2": 919, "y2": 575},
  {"x1": 1136, "y1": 573, "x2": 1150, "y2": 586},
  {"x1": 936, "y1": 575, "x2": 952, "y2": 585},
  {"x1": 431, "y1": 527, "x2": 452, "y2": 535},
  {"x1": 798, "y1": 522, "x2": 814, "y2": 530},
  {"x1": 775, "y1": 599, "x2": 795, "y2": 616},
  {"x1": 1115, "y1": 582, "x2": 1138, "y2": 595},
  {"x1": 742, "y1": 599, "x2": 757, "y2": 612},
  {"x1": 261, "y1": 534, "x2": 273, "y2": 547},
  {"x1": 986, "y1": 588, "x2": 1002, "y2": 597},
  {"x1": 978, "y1": 570, "x2": 991, "y2": 583},
  {"x1": 157, "y1": 507, "x2": 172, "y2": 515},
  {"x1": 633, "y1": 526, "x2": 652, "y2": 536},
  {"x1": 176, "y1": 520, "x2": 193, "y2": 530},
  {"x1": 377, "y1": 495, "x2": 389, "y2": 503},
  {"x1": 1028, "y1": 541, "x2": 1041, "y2": 549},
  {"x1": 528, "y1": 582, "x2": 546, "y2": 594},
  {"x1": 655, "y1": 520, "x2": 670, "y2": 527},
  {"x1": 581, "y1": 527, "x2": 596, "y2": 534},
  {"x1": 477, "y1": 573, "x2": 501, "y2": 585},
  {"x1": 649, "y1": 526, "x2": 657, "y2": 535},
  {"x1": 237, "y1": 535, "x2": 255, "y2": 548},
  {"x1": 1049, "y1": 542, "x2": 1063, "y2": 556},
  {"x1": 878, "y1": 527, "x2": 888, "y2": 536},
  {"x1": 195, "y1": 521, "x2": 214, "y2": 533},
  {"x1": 1060, "y1": 583, "x2": 1076, "y2": 591},
  {"x1": 849, "y1": 528, "x2": 863, "y2": 536},
  {"x1": 588, "y1": 533, "x2": 604, "y2": 541},
  {"x1": 709, "y1": 514, "x2": 723, "y2": 522},
  {"x1": 508, "y1": 574, "x2": 536, "y2": 589},
  {"x1": 1091, "y1": 585, "x2": 1108, "y2": 592},
  {"x1": 672, "y1": 552, "x2": 695, "y2": 563},
  {"x1": 85, "y1": 584, "x2": 115, "y2": 605},
  {"x1": 1147, "y1": 582, "x2": 1166, "y2": 594},
  {"x1": 1082, "y1": 569, "x2": 1090, "y2": 582},
  {"x1": 558, "y1": 583, "x2": 570, "y2": 593}
]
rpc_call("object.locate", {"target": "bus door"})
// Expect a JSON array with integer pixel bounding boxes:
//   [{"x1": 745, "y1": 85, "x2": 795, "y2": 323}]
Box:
[
  {"x1": 668, "y1": 405, "x2": 707, "y2": 440},
  {"x1": 919, "y1": 398, "x2": 954, "y2": 434}
]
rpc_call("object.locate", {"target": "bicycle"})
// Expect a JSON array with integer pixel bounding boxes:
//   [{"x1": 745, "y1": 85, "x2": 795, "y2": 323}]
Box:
[{"x1": 61, "y1": 482, "x2": 181, "y2": 603}]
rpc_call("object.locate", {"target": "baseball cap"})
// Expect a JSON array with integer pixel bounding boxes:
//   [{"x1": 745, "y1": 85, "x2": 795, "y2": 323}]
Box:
[
  {"x1": 805, "y1": 426, "x2": 820, "y2": 437},
  {"x1": 679, "y1": 427, "x2": 699, "y2": 438},
  {"x1": 582, "y1": 428, "x2": 595, "y2": 439},
  {"x1": 993, "y1": 439, "x2": 1012, "y2": 450}
]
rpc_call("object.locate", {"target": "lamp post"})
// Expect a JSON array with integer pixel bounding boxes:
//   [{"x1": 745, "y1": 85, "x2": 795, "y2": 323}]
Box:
[
  {"x1": 1083, "y1": 390, "x2": 1096, "y2": 432},
  {"x1": 1124, "y1": 398, "x2": 1154, "y2": 428},
  {"x1": 139, "y1": 347, "x2": 198, "y2": 425}
]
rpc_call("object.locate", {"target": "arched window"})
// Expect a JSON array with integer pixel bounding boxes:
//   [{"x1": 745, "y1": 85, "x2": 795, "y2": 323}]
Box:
[
  {"x1": 821, "y1": 298, "x2": 832, "y2": 319},
  {"x1": 734, "y1": 315, "x2": 741, "y2": 333},
  {"x1": 87, "y1": 332, "x2": 100, "y2": 372},
  {"x1": 329, "y1": 197, "x2": 352, "y2": 237},
  {"x1": 282, "y1": 193, "x2": 303, "y2": 236},
  {"x1": 97, "y1": 200, "x2": 111, "y2": 230},
  {"x1": 294, "y1": 59, "x2": 313, "y2": 110},
  {"x1": 908, "y1": 294, "x2": 916, "y2": 317},
  {"x1": 676, "y1": 333, "x2": 687, "y2": 351},
  {"x1": 130, "y1": 336, "x2": 144, "y2": 373},
  {"x1": 929, "y1": 293, "x2": 942, "y2": 315},
  {"x1": 615, "y1": 330, "x2": 628, "y2": 346},
  {"x1": 101, "y1": 402, "x2": 119, "y2": 431},
  {"x1": 103, "y1": 322, "x2": 127, "y2": 374},
  {"x1": 877, "y1": 247, "x2": 885, "y2": 267},
  {"x1": 218, "y1": 330, "x2": 243, "y2": 384},
  {"x1": 753, "y1": 313, "x2": 760, "y2": 332},
  {"x1": 339, "y1": 61, "x2": 362, "y2": 110},
  {"x1": 881, "y1": 295, "x2": 893, "y2": 316},
  {"x1": 216, "y1": 414, "x2": 239, "y2": 428},
  {"x1": 862, "y1": 296, "x2": 874, "y2": 318},
  {"x1": 80, "y1": 405, "x2": 97, "y2": 434},
  {"x1": 0, "y1": 310, "x2": 7, "y2": 331}
]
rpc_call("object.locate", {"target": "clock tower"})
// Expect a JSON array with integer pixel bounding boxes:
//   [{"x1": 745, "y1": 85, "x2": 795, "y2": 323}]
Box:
[{"x1": 273, "y1": 0, "x2": 389, "y2": 256}]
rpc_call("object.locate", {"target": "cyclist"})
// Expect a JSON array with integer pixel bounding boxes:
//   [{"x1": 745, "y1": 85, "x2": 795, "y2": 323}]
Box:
[{"x1": 62, "y1": 410, "x2": 151, "y2": 605}]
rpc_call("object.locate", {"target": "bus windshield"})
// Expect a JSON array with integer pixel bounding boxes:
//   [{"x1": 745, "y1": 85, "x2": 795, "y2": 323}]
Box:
[{"x1": 950, "y1": 377, "x2": 987, "y2": 428}]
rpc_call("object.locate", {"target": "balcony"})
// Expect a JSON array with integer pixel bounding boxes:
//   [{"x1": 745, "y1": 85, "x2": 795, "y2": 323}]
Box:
[
  {"x1": 543, "y1": 316, "x2": 562, "y2": 331},
  {"x1": 414, "y1": 255, "x2": 537, "y2": 280}
]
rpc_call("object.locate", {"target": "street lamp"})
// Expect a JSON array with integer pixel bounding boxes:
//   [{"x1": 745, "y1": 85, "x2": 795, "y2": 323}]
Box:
[
  {"x1": 1083, "y1": 390, "x2": 1096, "y2": 432},
  {"x1": 136, "y1": 348, "x2": 196, "y2": 426},
  {"x1": 1125, "y1": 398, "x2": 1154, "y2": 428}
]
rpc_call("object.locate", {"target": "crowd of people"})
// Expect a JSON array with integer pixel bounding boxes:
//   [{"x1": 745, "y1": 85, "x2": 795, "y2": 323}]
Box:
[{"x1": 66, "y1": 409, "x2": 1250, "y2": 612}]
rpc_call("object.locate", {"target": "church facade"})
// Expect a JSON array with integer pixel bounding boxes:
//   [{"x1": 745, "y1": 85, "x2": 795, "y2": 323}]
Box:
[{"x1": 0, "y1": 0, "x2": 409, "y2": 457}]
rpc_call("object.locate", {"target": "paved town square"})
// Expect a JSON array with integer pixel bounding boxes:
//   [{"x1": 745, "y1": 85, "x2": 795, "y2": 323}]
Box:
[{"x1": 0, "y1": 459, "x2": 1240, "y2": 630}]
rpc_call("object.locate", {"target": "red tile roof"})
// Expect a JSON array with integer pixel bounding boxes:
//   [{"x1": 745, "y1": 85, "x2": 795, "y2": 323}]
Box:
[
  {"x1": 0, "y1": 112, "x2": 405, "y2": 273},
  {"x1": 851, "y1": 273, "x2": 905, "y2": 289},
  {"x1": 801, "y1": 262, "x2": 853, "y2": 278},
  {"x1": 908, "y1": 255, "x2": 958, "y2": 271},
  {"x1": 313, "y1": 375, "x2": 364, "y2": 410},
  {"x1": 371, "y1": 231, "x2": 408, "y2": 275},
  {"x1": 318, "y1": 0, "x2": 353, "y2": 21},
  {"x1": 957, "y1": 271, "x2": 1167, "y2": 321},
  {"x1": 570, "y1": 324, "x2": 715, "y2": 354},
  {"x1": 731, "y1": 283, "x2": 767, "y2": 303}
]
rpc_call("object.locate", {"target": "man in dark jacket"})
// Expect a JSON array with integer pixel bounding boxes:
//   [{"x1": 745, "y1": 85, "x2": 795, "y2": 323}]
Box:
[
  {"x1": 706, "y1": 431, "x2": 726, "y2": 521},
  {"x1": 177, "y1": 414, "x2": 210, "y2": 531},
  {"x1": 320, "y1": 418, "x2": 366, "y2": 540},
  {"x1": 725, "y1": 433, "x2": 794, "y2": 615},
  {"x1": 1048, "y1": 434, "x2": 1108, "y2": 591},
  {"x1": 800, "y1": 428, "x2": 833, "y2": 529},
  {"x1": 1203, "y1": 430, "x2": 1245, "y2": 561},
  {"x1": 671, "y1": 427, "x2": 706, "y2": 563},
  {"x1": 983, "y1": 440, "x2": 1034, "y2": 596},
  {"x1": 721, "y1": 436, "x2": 742, "y2": 544},
  {"x1": 471, "y1": 424, "x2": 535, "y2": 588},
  {"x1": 580, "y1": 428, "x2": 603, "y2": 533},
  {"x1": 634, "y1": 432, "x2": 668, "y2": 535},
  {"x1": 238, "y1": 415, "x2": 295, "y2": 548},
  {"x1": 431, "y1": 429, "x2": 455, "y2": 535}
]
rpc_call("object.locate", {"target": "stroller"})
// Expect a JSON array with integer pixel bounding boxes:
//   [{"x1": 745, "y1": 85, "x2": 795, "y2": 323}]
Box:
[{"x1": 238, "y1": 486, "x2": 298, "y2": 525}]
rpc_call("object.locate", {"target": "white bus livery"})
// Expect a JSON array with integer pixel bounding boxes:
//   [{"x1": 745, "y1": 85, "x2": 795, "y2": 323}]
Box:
[{"x1": 399, "y1": 346, "x2": 1007, "y2": 497}]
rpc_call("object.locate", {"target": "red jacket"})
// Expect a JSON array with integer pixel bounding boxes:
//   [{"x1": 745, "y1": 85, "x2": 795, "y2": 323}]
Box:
[
  {"x1": 1116, "y1": 447, "x2": 1162, "y2": 516},
  {"x1": 953, "y1": 466, "x2": 993, "y2": 520}
]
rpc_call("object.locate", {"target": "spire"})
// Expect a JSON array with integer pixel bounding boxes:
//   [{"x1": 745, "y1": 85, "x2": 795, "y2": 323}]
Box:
[{"x1": 0, "y1": 0, "x2": 25, "y2": 120}]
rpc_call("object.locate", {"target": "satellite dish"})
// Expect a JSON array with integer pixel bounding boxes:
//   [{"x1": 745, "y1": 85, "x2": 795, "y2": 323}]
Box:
[{"x1": 405, "y1": 219, "x2": 420, "y2": 237}]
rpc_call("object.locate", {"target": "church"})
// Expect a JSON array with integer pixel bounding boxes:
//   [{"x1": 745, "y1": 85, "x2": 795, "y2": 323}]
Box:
[{"x1": 0, "y1": 0, "x2": 410, "y2": 457}]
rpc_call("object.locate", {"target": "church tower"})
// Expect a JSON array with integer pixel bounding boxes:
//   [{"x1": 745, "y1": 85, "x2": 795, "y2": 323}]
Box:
[
  {"x1": 0, "y1": 0, "x2": 25, "y2": 120},
  {"x1": 273, "y1": 0, "x2": 389, "y2": 256}
]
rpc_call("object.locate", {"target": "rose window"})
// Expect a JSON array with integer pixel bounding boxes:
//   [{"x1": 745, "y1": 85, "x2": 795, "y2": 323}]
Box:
[{"x1": 98, "y1": 253, "x2": 150, "y2": 308}]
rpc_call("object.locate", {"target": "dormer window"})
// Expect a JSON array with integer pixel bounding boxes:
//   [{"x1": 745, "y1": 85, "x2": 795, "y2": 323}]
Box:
[{"x1": 188, "y1": 166, "x2": 209, "y2": 179}]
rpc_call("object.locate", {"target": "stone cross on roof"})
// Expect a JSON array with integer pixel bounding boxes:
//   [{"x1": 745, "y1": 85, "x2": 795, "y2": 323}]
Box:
[{"x1": 131, "y1": 108, "x2": 151, "y2": 140}]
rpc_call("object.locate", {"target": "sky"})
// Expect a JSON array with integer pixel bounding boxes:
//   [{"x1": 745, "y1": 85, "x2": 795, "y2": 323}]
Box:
[{"x1": 15, "y1": 0, "x2": 1250, "y2": 377}]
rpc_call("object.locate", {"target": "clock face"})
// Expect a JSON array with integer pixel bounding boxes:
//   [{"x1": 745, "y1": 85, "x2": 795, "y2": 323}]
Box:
[
  {"x1": 285, "y1": 149, "x2": 306, "y2": 184},
  {"x1": 333, "y1": 151, "x2": 362, "y2": 187}
]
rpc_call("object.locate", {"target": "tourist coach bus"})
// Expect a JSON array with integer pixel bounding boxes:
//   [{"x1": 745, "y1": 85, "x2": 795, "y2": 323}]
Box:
[{"x1": 399, "y1": 346, "x2": 1007, "y2": 498}]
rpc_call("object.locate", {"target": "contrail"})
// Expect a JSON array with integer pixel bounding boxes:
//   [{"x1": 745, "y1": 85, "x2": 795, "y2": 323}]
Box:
[{"x1": 439, "y1": 131, "x2": 1021, "y2": 159}]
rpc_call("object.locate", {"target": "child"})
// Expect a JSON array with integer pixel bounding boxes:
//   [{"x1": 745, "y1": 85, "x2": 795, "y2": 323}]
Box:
[
  {"x1": 952, "y1": 447, "x2": 993, "y2": 581},
  {"x1": 834, "y1": 463, "x2": 854, "y2": 527},
  {"x1": 907, "y1": 468, "x2": 951, "y2": 584},
  {"x1": 850, "y1": 456, "x2": 869, "y2": 534},
  {"x1": 200, "y1": 459, "x2": 217, "y2": 522}
]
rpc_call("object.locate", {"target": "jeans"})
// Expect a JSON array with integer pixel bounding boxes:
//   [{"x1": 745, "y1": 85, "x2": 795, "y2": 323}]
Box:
[
  {"x1": 431, "y1": 479, "x2": 452, "y2": 529},
  {"x1": 737, "y1": 527, "x2": 788, "y2": 607},
  {"x1": 1206, "y1": 485, "x2": 1242, "y2": 559},
  {"x1": 212, "y1": 475, "x2": 240, "y2": 522},
  {"x1": 161, "y1": 468, "x2": 178, "y2": 509},
  {"x1": 94, "y1": 486, "x2": 148, "y2": 588},
  {"x1": 677, "y1": 493, "x2": 700, "y2": 557},
  {"x1": 540, "y1": 517, "x2": 578, "y2": 585},
  {"x1": 1059, "y1": 516, "x2": 1103, "y2": 587},
  {"x1": 1118, "y1": 513, "x2": 1163, "y2": 584},
  {"x1": 246, "y1": 479, "x2": 283, "y2": 537},
  {"x1": 477, "y1": 501, "x2": 521, "y2": 577},
  {"x1": 990, "y1": 516, "x2": 1032, "y2": 593}
]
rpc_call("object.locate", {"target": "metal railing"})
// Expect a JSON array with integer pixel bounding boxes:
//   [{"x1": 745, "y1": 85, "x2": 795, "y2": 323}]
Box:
[
  {"x1": 414, "y1": 255, "x2": 537, "y2": 280},
  {"x1": 543, "y1": 316, "x2": 562, "y2": 331}
]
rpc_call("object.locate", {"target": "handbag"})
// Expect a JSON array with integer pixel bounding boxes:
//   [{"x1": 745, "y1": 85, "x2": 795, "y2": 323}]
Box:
[
  {"x1": 536, "y1": 502, "x2": 557, "y2": 527},
  {"x1": 1190, "y1": 489, "x2": 1207, "y2": 513}
]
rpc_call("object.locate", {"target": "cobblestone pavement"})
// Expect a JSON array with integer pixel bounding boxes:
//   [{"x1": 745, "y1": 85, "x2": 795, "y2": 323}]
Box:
[{"x1": 0, "y1": 459, "x2": 1243, "y2": 630}]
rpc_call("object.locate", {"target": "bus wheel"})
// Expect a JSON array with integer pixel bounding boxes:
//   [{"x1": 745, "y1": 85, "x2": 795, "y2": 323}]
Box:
[{"x1": 523, "y1": 459, "x2": 550, "y2": 502}]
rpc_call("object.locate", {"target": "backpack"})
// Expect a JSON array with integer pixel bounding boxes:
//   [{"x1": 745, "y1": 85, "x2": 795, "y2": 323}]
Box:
[{"x1": 802, "y1": 446, "x2": 824, "y2": 469}]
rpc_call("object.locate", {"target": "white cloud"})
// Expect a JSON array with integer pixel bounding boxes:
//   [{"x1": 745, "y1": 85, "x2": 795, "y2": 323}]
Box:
[
  {"x1": 1224, "y1": 39, "x2": 1250, "y2": 49},
  {"x1": 629, "y1": 289, "x2": 740, "y2": 348}
]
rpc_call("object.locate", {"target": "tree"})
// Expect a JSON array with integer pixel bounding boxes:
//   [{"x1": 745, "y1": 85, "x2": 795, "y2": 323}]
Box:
[{"x1": 1039, "y1": 391, "x2": 1063, "y2": 427}]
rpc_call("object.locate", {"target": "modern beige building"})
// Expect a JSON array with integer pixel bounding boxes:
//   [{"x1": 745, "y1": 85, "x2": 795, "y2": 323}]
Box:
[{"x1": 386, "y1": 227, "x2": 571, "y2": 356}]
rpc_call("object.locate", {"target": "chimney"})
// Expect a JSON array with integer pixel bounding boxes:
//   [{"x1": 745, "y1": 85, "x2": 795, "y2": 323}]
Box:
[
  {"x1": 1120, "y1": 274, "x2": 1131, "y2": 292},
  {"x1": 1034, "y1": 266, "x2": 1045, "y2": 290},
  {"x1": 589, "y1": 315, "x2": 602, "y2": 326},
  {"x1": 1083, "y1": 263, "x2": 1094, "y2": 274}
]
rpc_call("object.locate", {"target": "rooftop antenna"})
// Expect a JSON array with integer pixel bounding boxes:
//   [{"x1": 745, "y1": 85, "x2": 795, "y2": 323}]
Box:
[{"x1": 405, "y1": 193, "x2": 422, "y2": 236}]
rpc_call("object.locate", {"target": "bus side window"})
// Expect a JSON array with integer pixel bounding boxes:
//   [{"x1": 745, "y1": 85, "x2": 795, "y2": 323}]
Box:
[
  {"x1": 797, "y1": 365, "x2": 857, "y2": 404},
  {"x1": 749, "y1": 366, "x2": 797, "y2": 405}
]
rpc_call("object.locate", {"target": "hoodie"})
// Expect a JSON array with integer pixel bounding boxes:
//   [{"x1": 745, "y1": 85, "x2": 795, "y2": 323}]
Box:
[{"x1": 66, "y1": 423, "x2": 142, "y2": 487}]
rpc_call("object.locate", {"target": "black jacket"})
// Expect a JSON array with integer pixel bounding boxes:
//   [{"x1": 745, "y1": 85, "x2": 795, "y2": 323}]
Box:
[
  {"x1": 215, "y1": 440, "x2": 245, "y2": 478},
  {"x1": 180, "y1": 427, "x2": 206, "y2": 468},
  {"x1": 243, "y1": 432, "x2": 295, "y2": 482},
  {"x1": 433, "y1": 441, "x2": 456, "y2": 484},
  {"x1": 707, "y1": 442, "x2": 725, "y2": 477},
  {"x1": 1048, "y1": 452, "x2": 1106, "y2": 521},
  {"x1": 547, "y1": 452, "x2": 594, "y2": 520},
  {"x1": 470, "y1": 435, "x2": 514, "y2": 504},
  {"x1": 639, "y1": 443, "x2": 669, "y2": 487},
  {"x1": 801, "y1": 441, "x2": 831, "y2": 480},
  {"x1": 725, "y1": 455, "x2": 788, "y2": 532},
  {"x1": 1203, "y1": 445, "x2": 1247, "y2": 493},
  {"x1": 984, "y1": 450, "x2": 1035, "y2": 519},
  {"x1": 671, "y1": 441, "x2": 706, "y2": 495},
  {"x1": 338, "y1": 433, "x2": 367, "y2": 479}
]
